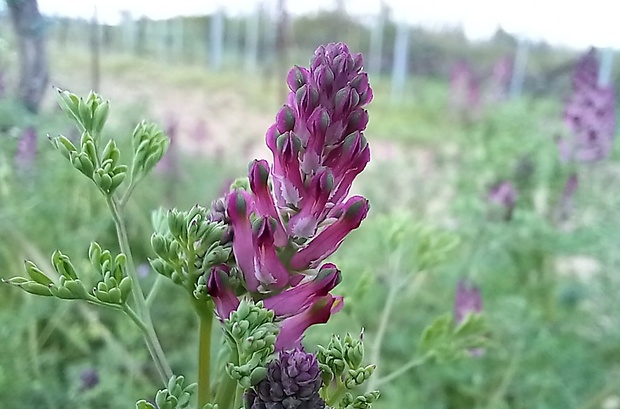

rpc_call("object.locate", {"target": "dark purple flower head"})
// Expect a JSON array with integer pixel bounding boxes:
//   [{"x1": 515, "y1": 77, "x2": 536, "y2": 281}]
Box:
[
  {"x1": 14, "y1": 126, "x2": 37, "y2": 172},
  {"x1": 80, "y1": 368, "x2": 100, "y2": 390},
  {"x1": 560, "y1": 49, "x2": 617, "y2": 163},
  {"x1": 454, "y1": 279, "x2": 483, "y2": 325},
  {"x1": 245, "y1": 348, "x2": 325, "y2": 409}
]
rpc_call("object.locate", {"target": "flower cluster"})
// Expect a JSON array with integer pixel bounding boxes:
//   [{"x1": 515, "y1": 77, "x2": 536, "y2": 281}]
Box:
[
  {"x1": 559, "y1": 48, "x2": 617, "y2": 163},
  {"x1": 208, "y1": 42, "x2": 372, "y2": 351},
  {"x1": 454, "y1": 279, "x2": 482, "y2": 325},
  {"x1": 244, "y1": 348, "x2": 325, "y2": 409}
]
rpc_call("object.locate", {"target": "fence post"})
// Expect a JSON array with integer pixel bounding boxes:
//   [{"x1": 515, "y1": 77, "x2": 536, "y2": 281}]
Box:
[
  {"x1": 509, "y1": 38, "x2": 528, "y2": 99},
  {"x1": 598, "y1": 48, "x2": 614, "y2": 88},
  {"x1": 210, "y1": 7, "x2": 224, "y2": 70},
  {"x1": 90, "y1": 6, "x2": 100, "y2": 92},
  {"x1": 391, "y1": 20, "x2": 409, "y2": 102},
  {"x1": 244, "y1": 6, "x2": 260, "y2": 73},
  {"x1": 369, "y1": 1, "x2": 388, "y2": 75}
]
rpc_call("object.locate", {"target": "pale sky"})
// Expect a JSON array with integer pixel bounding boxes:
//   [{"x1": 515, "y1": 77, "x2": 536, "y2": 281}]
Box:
[{"x1": 35, "y1": 0, "x2": 619, "y2": 49}]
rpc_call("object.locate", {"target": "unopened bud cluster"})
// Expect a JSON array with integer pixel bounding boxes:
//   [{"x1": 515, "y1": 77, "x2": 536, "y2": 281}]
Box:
[{"x1": 4, "y1": 243, "x2": 133, "y2": 306}]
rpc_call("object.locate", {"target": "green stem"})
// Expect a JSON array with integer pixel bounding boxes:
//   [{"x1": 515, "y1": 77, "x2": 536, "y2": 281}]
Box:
[
  {"x1": 146, "y1": 274, "x2": 165, "y2": 308},
  {"x1": 106, "y1": 196, "x2": 173, "y2": 383},
  {"x1": 373, "y1": 354, "x2": 431, "y2": 387},
  {"x1": 119, "y1": 177, "x2": 138, "y2": 208},
  {"x1": 193, "y1": 300, "x2": 214, "y2": 407},
  {"x1": 27, "y1": 299, "x2": 55, "y2": 409},
  {"x1": 365, "y1": 271, "x2": 399, "y2": 392},
  {"x1": 326, "y1": 379, "x2": 347, "y2": 406},
  {"x1": 123, "y1": 305, "x2": 170, "y2": 384}
]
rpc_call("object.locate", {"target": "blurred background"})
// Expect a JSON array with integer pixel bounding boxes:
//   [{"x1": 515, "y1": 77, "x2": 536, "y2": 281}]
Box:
[{"x1": 1, "y1": 0, "x2": 620, "y2": 408}]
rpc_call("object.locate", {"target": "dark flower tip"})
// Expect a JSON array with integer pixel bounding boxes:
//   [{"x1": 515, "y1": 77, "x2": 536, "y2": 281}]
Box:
[{"x1": 245, "y1": 348, "x2": 325, "y2": 409}]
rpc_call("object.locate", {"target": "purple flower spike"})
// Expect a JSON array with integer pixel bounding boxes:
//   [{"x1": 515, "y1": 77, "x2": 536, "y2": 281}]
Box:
[
  {"x1": 275, "y1": 294, "x2": 343, "y2": 351},
  {"x1": 454, "y1": 279, "x2": 483, "y2": 325},
  {"x1": 207, "y1": 265, "x2": 240, "y2": 320},
  {"x1": 14, "y1": 126, "x2": 37, "y2": 172},
  {"x1": 264, "y1": 263, "x2": 341, "y2": 317},
  {"x1": 561, "y1": 48, "x2": 617, "y2": 163},
  {"x1": 226, "y1": 190, "x2": 260, "y2": 292},
  {"x1": 290, "y1": 196, "x2": 369, "y2": 270}
]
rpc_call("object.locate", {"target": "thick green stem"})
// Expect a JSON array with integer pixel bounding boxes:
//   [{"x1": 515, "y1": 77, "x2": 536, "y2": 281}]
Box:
[
  {"x1": 107, "y1": 196, "x2": 173, "y2": 383},
  {"x1": 215, "y1": 346, "x2": 240, "y2": 409},
  {"x1": 193, "y1": 300, "x2": 214, "y2": 407}
]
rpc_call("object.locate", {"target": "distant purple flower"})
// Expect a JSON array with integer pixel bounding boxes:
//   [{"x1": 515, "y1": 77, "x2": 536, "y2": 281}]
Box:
[
  {"x1": 192, "y1": 119, "x2": 210, "y2": 144},
  {"x1": 488, "y1": 180, "x2": 517, "y2": 221},
  {"x1": 488, "y1": 56, "x2": 513, "y2": 102},
  {"x1": 136, "y1": 263, "x2": 150, "y2": 278},
  {"x1": 560, "y1": 48, "x2": 617, "y2": 163},
  {"x1": 80, "y1": 368, "x2": 100, "y2": 390},
  {"x1": 454, "y1": 279, "x2": 483, "y2": 324},
  {"x1": 156, "y1": 114, "x2": 179, "y2": 174},
  {"x1": 454, "y1": 279, "x2": 484, "y2": 357},
  {"x1": 14, "y1": 126, "x2": 37, "y2": 173},
  {"x1": 244, "y1": 348, "x2": 325, "y2": 409},
  {"x1": 449, "y1": 60, "x2": 481, "y2": 119}
]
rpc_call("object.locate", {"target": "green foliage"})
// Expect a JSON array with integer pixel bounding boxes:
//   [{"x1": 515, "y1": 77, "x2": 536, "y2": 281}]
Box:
[
  {"x1": 136, "y1": 375, "x2": 197, "y2": 409},
  {"x1": 1, "y1": 45, "x2": 620, "y2": 409},
  {"x1": 223, "y1": 300, "x2": 279, "y2": 389}
]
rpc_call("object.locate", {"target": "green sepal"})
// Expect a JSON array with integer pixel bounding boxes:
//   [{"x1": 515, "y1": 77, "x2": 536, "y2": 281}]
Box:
[
  {"x1": 63, "y1": 279, "x2": 89, "y2": 299},
  {"x1": 49, "y1": 284, "x2": 80, "y2": 299},
  {"x1": 118, "y1": 276, "x2": 133, "y2": 303},
  {"x1": 135, "y1": 401, "x2": 156, "y2": 409},
  {"x1": 24, "y1": 260, "x2": 53, "y2": 286},
  {"x1": 3, "y1": 278, "x2": 53, "y2": 296},
  {"x1": 52, "y1": 135, "x2": 78, "y2": 159},
  {"x1": 78, "y1": 97, "x2": 93, "y2": 133},
  {"x1": 92, "y1": 100, "x2": 110, "y2": 135},
  {"x1": 88, "y1": 242, "x2": 102, "y2": 266},
  {"x1": 51, "y1": 250, "x2": 78, "y2": 280},
  {"x1": 56, "y1": 88, "x2": 82, "y2": 124}
]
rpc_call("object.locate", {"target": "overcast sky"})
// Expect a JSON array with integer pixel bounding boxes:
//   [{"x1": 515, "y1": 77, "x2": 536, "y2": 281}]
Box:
[{"x1": 35, "y1": 0, "x2": 618, "y2": 49}]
